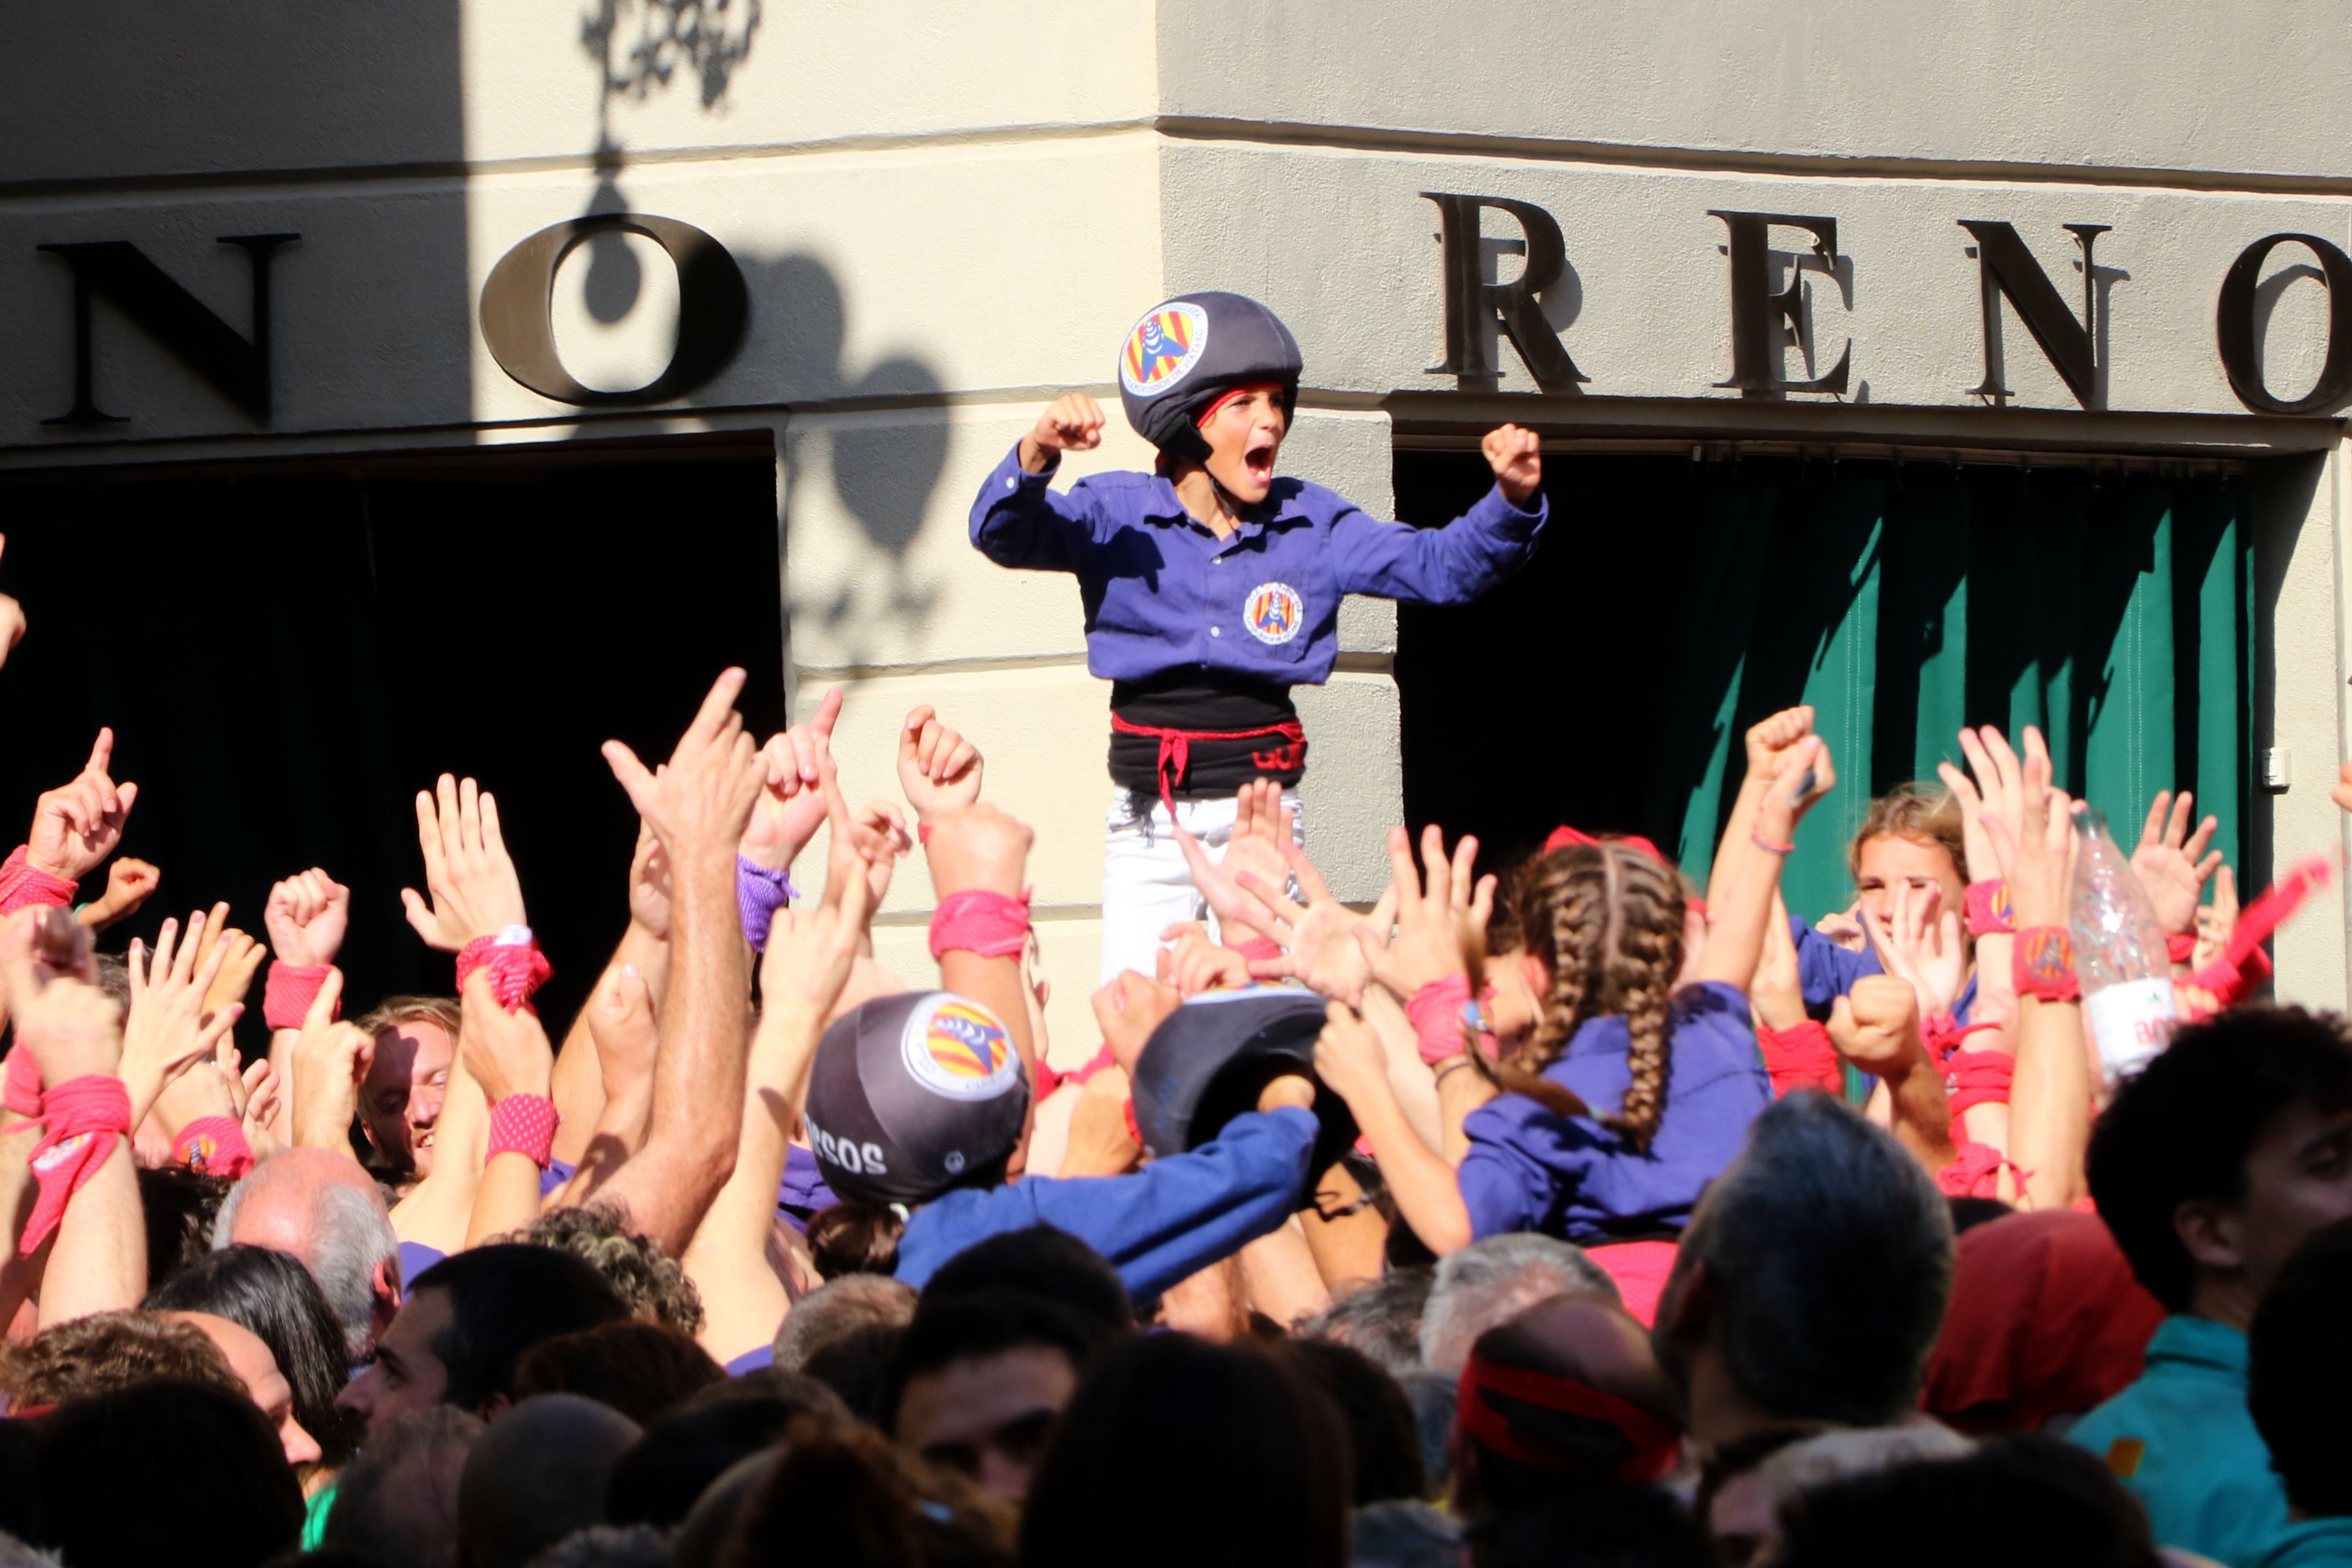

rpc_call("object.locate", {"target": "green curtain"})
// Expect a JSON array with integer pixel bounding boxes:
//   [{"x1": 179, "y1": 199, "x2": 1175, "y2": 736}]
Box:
[{"x1": 1656, "y1": 462, "x2": 2253, "y2": 911}]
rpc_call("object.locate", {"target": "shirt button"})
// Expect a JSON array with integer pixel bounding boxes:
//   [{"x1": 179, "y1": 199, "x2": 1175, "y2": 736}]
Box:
[
  {"x1": 1005, "y1": 476, "x2": 1017, "y2": 490},
  {"x1": 1210, "y1": 627, "x2": 1222, "y2": 638}
]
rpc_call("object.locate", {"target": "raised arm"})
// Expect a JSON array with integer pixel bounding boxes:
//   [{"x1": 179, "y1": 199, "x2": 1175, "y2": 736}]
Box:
[
  {"x1": 1706, "y1": 706, "x2": 1815, "y2": 911},
  {"x1": 969, "y1": 395, "x2": 1107, "y2": 572},
  {"x1": 262, "y1": 867, "x2": 350, "y2": 1148},
  {"x1": 1326, "y1": 425, "x2": 1544, "y2": 604},
  {"x1": 683, "y1": 816, "x2": 874, "y2": 1365},
  {"x1": 1697, "y1": 736, "x2": 1836, "y2": 992},
  {"x1": 588, "y1": 669, "x2": 769, "y2": 1255}
]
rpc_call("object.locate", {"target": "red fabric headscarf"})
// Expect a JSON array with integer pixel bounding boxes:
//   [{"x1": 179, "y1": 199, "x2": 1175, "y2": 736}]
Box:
[{"x1": 1921, "y1": 1208, "x2": 2164, "y2": 1435}]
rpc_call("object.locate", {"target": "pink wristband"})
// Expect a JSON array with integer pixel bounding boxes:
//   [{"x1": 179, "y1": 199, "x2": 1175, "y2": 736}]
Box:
[
  {"x1": 487, "y1": 1092, "x2": 558, "y2": 1168},
  {"x1": 1407, "y1": 975, "x2": 1473, "y2": 1066},
  {"x1": 1756, "y1": 1020, "x2": 1842, "y2": 1099},
  {"x1": 929, "y1": 889, "x2": 1031, "y2": 961},
  {"x1": 3, "y1": 1048, "x2": 41, "y2": 1119},
  {"x1": 457, "y1": 928, "x2": 553, "y2": 1012},
  {"x1": 0, "y1": 847, "x2": 77, "y2": 918},
  {"x1": 2166, "y1": 931, "x2": 2198, "y2": 965},
  {"x1": 22, "y1": 1074, "x2": 129, "y2": 1256},
  {"x1": 1233, "y1": 936, "x2": 1284, "y2": 966},
  {"x1": 2013, "y1": 927, "x2": 2083, "y2": 1003},
  {"x1": 174, "y1": 1115, "x2": 254, "y2": 1179},
  {"x1": 1964, "y1": 879, "x2": 2014, "y2": 938},
  {"x1": 264, "y1": 962, "x2": 336, "y2": 1031}
]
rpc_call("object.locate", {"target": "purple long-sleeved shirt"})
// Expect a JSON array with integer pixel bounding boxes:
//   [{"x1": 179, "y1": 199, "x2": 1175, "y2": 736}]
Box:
[{"x1": 968, "y1": 444, "x2": 1547, "y2": 686}]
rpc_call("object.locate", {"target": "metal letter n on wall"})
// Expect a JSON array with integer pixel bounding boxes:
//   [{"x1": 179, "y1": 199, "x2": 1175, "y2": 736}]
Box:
[{"x1": 479, "y1": 213, "x2": 748, "y2": 406}]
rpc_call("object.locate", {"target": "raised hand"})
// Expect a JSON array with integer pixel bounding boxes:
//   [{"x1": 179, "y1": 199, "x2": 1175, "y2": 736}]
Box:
[
  {"x1": 459, "y1": 970, "x2": 554, "y2": 1106},
  {"x1": 288, "y1": 971, "x2": 372, "y2": 1151},
  {"x1": 602, "y1": 668, "x2": 767, "y2": 869},
  {"x1": 26, "y1": 729, "x2": 138, "y2": 883},
  {"x1": 1173, "y1": 780, "x2": 1294, "y2": 944},
  {"x1": 2193, "y1": 864, "x2": 2240, "y2": 972},
  {"x1": 627, "y1": 822, "x2": 672, "y2": 941},
  {"x1": 1021, "y1": 393, "x2": 1106, "y2": 470},
  {"x1": 1828, "y1": 974, "x2": 1928, "y2": 1076},
  {"x1": 238, "y1": 1055, "x2": 284, "y2": 1161},
  {"x1": 400, "y1": 775, "x2": 529, "y2": 951},
  {"x1": 923, "y1": 801, "x2": 1033, "y2": 900},
  {"x1": 741, "y1": 688, "x2": 843, "y2": 874},
  {"x1": 1239, "y1": 845, "x2": 1394, "y2": 1009},
  {"x1": 1754, "y1": 735, "x2": 1836, "y2": 845},
  {"x1": 1861, "y1": 879, "x2": 1967, "y2": 1021},
  {"x1": 189, "y1": 905, "x2": 266, "y2": 1017},
  {"x1": 1313, "y1": 1001, "x2": 1397, "y2": 1114},
  {"x1": 896, "y1": 705, "x2": 984, "y2": 824},
  {"x1": 77, "y1": 857, "x2": 159, "y2": 933},
  {"x1": 118, "y1": 911, "x2": 242, "y2": 1127},
  {"x1": 586, "y1": 964, "x2": 658, "y2": 1105},
  {"x1": 1944, "y1": 727, "x2": 2027, "y2": 884},
  {"x1": 758, "y1": 812, "x2": 877, "y2": 1024},
  {"x1": 1977, "y1": 727, "x2": 2075, "y2": 927},
  {"x1": 1482, "y1": 423, "x2": 1542, "y2": 507},
  {"x1": 1349, "y1": 824, "x2": 1473, "y2": 1000},
  {"x1": 1744, "y1": 705, "x2": 1817, "y2": 786},
  {"x1": 1156, "y1": 922, "x2": 1251, "y2": 997},
  {"x1": 2131, "y1": 790, "x2": 2222, "y2": 937},
  {"x1": 264, "y1": 868, "x2": 351, "y2": 967}
]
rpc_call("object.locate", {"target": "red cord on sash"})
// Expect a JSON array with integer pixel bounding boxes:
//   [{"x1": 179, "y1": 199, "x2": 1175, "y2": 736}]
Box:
[{"x1": 1108, "y1": 712, "x2": 1306, "y2": 818}]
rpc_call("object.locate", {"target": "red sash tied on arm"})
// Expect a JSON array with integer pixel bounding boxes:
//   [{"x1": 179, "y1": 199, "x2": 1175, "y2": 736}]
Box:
[
  {"x1": 1406, "y1": 975, "x2": 1472, "y2": 1066},
  {"x1": 3, "y1": 1049, "x2": 41, "y2": 1119},
  {"x1": 263, "y1": 962, "x2": 336, "y2": 1031},
  {"x1": 1756, "y1": 1020, "x2": 1842, "y2": 1099},
  {"x1": 487, "y1": 1093, "x2": 558, "y2": 1168},
  {"x1": 2180, "y1": 853, "x2": 2334, "y2": 1017},
  {"x1": 21, "y1": 1074, "x2": 130, "y2": 1255},
  {"x1": 173, "y1": 1115, "x2": 254, "y2": 1179},
  {"x1": 1964, "y1": 879, "x2": 2013, "y2": 938},
  {"x1": 929, "y1": 890, "x2": 1031, "y2": 961},
  {"x1": 1456, "y1": 1349, "x2": 1682, "y2": 1484},
  {"x1": 0, "y1": 847, "x2": 77, "y2": 917},
  {"x1": 1232, "y1": 935, "x2": 1284, "y2": 966},
  {"x1": 456, "y1": 928, "x2": 552, "y2": 1013}
]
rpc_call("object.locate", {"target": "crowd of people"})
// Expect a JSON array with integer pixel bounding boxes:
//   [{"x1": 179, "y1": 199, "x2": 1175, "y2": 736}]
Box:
[
  {"x1": 0, "y1": 661, "x2": 2343, "y2": 1568},
  {"x1": 2, "y1": 286, "x2": 2351, "y2": 1568}
]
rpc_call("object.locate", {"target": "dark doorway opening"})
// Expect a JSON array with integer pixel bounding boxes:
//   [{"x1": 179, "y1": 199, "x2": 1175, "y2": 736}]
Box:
[
  {"x1": 1395, "y1": 449, "x2": 2253, "y2": 922},
  {"x1": 0, "y1": 434, "x2": 784, "y2": 1038}
]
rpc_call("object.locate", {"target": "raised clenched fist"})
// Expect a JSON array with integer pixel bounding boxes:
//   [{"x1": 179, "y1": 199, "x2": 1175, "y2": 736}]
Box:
[
  {"x1": 265, "y1": 867, "x2": 351, "y2": 967},
  {"x1": 1020, "y1": 394, "x2": 1106, "y2": 472}
]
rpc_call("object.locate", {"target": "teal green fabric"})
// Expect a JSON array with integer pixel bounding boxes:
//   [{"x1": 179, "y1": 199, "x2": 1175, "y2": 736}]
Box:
[
  {"x1": 2249, "y1": 1519, "x2": 2352, "y2": 1568},
  {"x1": 302, "y1": 1482, "x2": 336, "y2": 1550},
  {"x1": 2068, "y1": 1315, "x2": 2287, "y2": 1566},
  {"x1": 1657, "y1": 465, "x2": 2251, "y2": 910}
]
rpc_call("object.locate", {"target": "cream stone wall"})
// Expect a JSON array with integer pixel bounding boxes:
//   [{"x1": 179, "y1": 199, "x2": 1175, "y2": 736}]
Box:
[{"x1": 2, "y1": 0, "x2": 2349, "y2": 1010}]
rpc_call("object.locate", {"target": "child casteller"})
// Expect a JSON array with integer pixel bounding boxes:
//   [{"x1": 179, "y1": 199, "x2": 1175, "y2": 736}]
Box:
[{"x1": 970, "y1": 291, "x2": 1547, "y2": 979}]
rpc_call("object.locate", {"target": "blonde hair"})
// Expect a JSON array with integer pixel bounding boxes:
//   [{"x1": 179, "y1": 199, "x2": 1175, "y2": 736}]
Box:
[{"x1": 1847, "y1": 783, "x2": 1966, "y2": 880}]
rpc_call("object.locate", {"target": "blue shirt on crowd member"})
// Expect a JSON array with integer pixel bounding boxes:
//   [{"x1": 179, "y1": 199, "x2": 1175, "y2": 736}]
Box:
[
  {"x1": 1790, "y1": 916, "x2": 1980, "y2": 1024},
  {"x1": 2249, "y1": 1520, "x2": 2352, "y2": 1568},
  {"x1": 2068, "y1": 1315, "x2": 2290, "y2": 1568},
  {"x1": 1457, "y1": 981, "x2": 1773, "y2": 1244},
  {"x1": 968, "y1": 444, "x2": 1547, "y2": 687},
  {"x1": 895, "y1": 1106, "x2": 1317, "y2": 1302}
]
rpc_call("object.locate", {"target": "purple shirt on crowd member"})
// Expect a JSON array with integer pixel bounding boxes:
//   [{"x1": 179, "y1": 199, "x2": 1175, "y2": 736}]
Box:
[
  {"x1": 1791, "y1": 916, "x2": 1980, "y2": 1025},
  {"x1": 1458, "y1": 981, "x2": 1772, "y2": 1244},
  {"x1": 968, "y1": 445, "x2": 1546, "y2": 687}
]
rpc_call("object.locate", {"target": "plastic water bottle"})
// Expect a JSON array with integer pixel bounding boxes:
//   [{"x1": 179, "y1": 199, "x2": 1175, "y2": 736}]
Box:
[{"x1": 2069, "y1": 804, "x2": 2180, "y2": 1082}]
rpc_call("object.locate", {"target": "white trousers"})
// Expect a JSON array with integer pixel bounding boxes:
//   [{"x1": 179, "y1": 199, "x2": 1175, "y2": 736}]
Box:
[{"x1": 1098, "y1": 789, "x2": 1306, "y2": 983}]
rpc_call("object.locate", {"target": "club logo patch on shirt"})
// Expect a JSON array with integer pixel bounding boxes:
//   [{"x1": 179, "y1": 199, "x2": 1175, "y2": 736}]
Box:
[
  {"x1": 1244, "y1": 581, "x2": 1305, "y2": 645},
  {"x1": 1120, "y1": 302, "x2": 1210, "y2": 398},
  {"x1": 901, "y1": 994, "x2": 1020, "y2": 1102}
]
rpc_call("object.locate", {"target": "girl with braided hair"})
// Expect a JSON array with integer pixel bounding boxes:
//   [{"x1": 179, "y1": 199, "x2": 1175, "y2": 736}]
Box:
[{"x1": 1309, "y1": 738, "x2": 1838, "y2": 1289}]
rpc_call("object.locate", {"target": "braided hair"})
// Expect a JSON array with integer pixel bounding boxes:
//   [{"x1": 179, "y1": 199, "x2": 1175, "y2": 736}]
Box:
[{"x1": 1471, "y1": 842, "x2": 1688, "y2": 1149}]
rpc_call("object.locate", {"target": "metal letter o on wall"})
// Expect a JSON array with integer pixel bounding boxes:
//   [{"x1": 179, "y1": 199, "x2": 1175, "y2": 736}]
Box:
[
  {"x1": 2216, "y1": 233, "x2": 2352, "y2": 415},
  {"x1": 479, "y1": 213, "x2": 748, "y2": 406}
]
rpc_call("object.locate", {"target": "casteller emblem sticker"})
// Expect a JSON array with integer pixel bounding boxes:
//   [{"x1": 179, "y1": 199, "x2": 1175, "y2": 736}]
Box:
[
  {"x1": 1120, "y1": 302, "x2": 1210, "y2": 397},
  {"x1": 901, "y1": 994, "x2": 1020, "y2": 1102},
  {"x1": 1244, "y1": 582, "x2": 1304, "y2": 645}
]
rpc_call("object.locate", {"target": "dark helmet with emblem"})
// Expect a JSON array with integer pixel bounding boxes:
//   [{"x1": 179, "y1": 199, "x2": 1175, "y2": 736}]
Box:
[
  {"x1": 1118, "y1": 291, "x2": 1303, "y2": 463},
  {"x1": 802, "y1": 990, "x2": 1030, "y2": 1206},
  {"x1": 1129, "y1": 986, "x2": 1357, "y2": 1191}
]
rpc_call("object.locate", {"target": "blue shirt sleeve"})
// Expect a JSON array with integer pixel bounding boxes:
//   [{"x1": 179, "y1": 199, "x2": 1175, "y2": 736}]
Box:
[
  {"x1": 1326, "y1": 483, "x2": 1546, "y2": 605},
  {"x1": 968, "y1": 443, "x2": 1097, "y2": 574},
  {"x1": 895, "y1": 1107, "x2": 1317, "y2": 1302},
  {"x1": 1792, "y1": 914, "x2": 1880, "y2": 1019}
]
